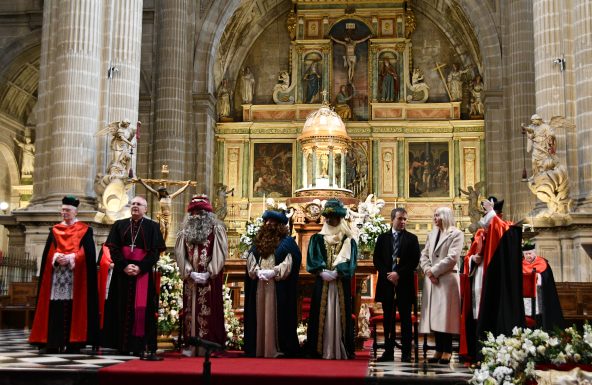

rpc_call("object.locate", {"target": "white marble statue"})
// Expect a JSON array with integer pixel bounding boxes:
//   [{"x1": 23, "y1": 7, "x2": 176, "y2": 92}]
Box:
[
  {"x1": 240, "y1": 67, "x2": 255, "y2": 104},
  {"x1": 13, "y1": 135, "x2": 35, "y2": 176}
]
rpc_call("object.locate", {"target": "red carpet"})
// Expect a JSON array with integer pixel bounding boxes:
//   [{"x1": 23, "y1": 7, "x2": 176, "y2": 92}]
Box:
[{"x1": 99, "y1": 350, "x2": 370, "y2": 385}]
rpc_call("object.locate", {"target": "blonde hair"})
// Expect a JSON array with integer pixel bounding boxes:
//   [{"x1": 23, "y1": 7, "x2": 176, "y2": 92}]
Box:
[{"x1": 435, "y1": 206, "x2": 455, "y2": 231}]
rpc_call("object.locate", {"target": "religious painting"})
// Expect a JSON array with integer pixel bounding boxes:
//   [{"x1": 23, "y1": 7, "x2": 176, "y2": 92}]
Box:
[
  {"x1": 360, "y1": 274, "x2": 374, "y2": 299},
  {"x1": 303, "y1": 52, "x2": 323, "y2": 104},
  {"x1": 378, "y1": 51, "x2": 402, "y2": 102},
  {"x1": 329, "y1": 19, "x2": 371, "y2": 120},
  {"x1": 306, "y1": 20, "x2": 320, "y2": 38},
  {"x1": 334, "y1": 140, "x2": 369, "y2": 199},
  {"x1": 251, "y1": 142, "x2": 293, "y2": 198},
  {"x1": 407, "y1": 141, "x2": 451, "y2": 198},
  {"x1": 380, "y1": 19, "x2": 394, "y2": 37}
]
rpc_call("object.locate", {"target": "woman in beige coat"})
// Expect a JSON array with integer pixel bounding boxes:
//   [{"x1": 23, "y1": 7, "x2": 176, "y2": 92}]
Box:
[{"x1": 419, "y1": 206, "x2": 464, "y2": 364}]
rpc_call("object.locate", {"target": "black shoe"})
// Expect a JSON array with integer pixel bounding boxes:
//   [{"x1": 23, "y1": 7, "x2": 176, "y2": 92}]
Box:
[
  {"x1": 141, "y1": 352, "x2": 163, "y2": 361},
  {"x1": 376, "y1": 353, "x2": 394, "y2": 362},
  {"x1": 401, "y1": 354, "x2": 412, "y2": 363},
  {"x1": 427, "y1": 354, "x2": 442, "y2": 363},
  {"x1": 439, "y1": 353, "x2": 451, "y2": 365}
]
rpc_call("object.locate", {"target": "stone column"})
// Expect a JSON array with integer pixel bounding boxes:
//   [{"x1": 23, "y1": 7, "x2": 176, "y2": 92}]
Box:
[
  {"x1": 152, "y1": 0, "x2": 194, "y2": 243},
  {"x1": 573, "y1": 0, "x2": 592, "y2": 210},
  {"x1": 44, "y1": 0, "x2": 104, "y2": 206},
  {"x1": 503, "y1": 0, "x2": 536, "y2": 217},
  {"x1": 532, "y1": 0, "x2": 577, "y2": 202},
  {"x1": 98, "y1": 0, "x2": 144, "y2": 176}
]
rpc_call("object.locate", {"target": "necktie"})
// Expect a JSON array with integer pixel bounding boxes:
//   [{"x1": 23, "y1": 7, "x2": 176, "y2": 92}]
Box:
[{"x1": 392, "y1": 232, "x2": 400, "y2": 271}]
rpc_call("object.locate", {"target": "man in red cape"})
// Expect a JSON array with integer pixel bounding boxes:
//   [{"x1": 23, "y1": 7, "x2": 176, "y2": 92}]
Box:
[
  {"x1": 521, "y1": 242, "x2": 564, "y2": 331},
  {"x1": 460, "y1": 197, "x2": 524, "y2": 361},
  {"x1": 29, "y1": 196, "x2": 98, "y2": 353}
]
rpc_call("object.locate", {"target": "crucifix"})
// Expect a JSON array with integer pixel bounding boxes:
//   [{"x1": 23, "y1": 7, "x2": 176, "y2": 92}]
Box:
[
  {"x1": 432, "y1": 62, "x2": 452, "y2": 101},
  {"x1": 132, "y1": 164, "x2": 197, "y2": 241}
]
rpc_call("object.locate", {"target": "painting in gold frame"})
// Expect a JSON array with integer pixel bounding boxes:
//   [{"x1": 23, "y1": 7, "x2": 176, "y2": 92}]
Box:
[
  {"x1": 251, "y1": 142, "x2": 294, "y2": 198},
  {"x1": 407, "y1": 141, "x2": 452, "y2": 198}
]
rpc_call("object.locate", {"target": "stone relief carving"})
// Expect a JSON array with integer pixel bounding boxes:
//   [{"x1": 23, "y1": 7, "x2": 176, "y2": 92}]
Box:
[{"x1": 521, "y1": 114, "x2": 574, "y2": 216}]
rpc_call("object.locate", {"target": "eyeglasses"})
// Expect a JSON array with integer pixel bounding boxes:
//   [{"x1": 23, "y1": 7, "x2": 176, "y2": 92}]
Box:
[{"x1": 130, "y1": 202, "x2": 146, "y2": 207}]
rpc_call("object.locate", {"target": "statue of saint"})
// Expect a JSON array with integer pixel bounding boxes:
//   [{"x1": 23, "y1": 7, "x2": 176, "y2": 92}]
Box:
[
  {"x1": 217, "y1": 79, "x2": 231, "y2": 121},
  {"x1": 334, "y1": 85, "x2": 353, "y2": 120},
  {"x1": 330, "y1": 33, "x2": 372, "y2": 84},
  {"x1": 303, "y1": 61, "x2": 321, "y2": 103},
  {"x1": 138, "y1": 179, "x2": 191, "y2": 241},
  {"x1": 447, "y1": 63, "x2": 470, "y2": 102},
  {"x1": 521, "y1": 114, "x2": 559, "y2": 178},
  {"x1": 380, "y1": 57, "x2": 399, "y2": 102},
  {"x1": 240, "y1": 67, "x2": 255, "y2": 104},
  {"x1": 459, "y1": 181, "x2": 485, "y2": 228},
  {"x1": 469, "y1": 74, "x2": 484, "y2": 117},
  {"x1": 214, "y1": 183, "x2": 235, "y2": 220},
  {"x1": 13, "y1": 135, "x2": 35, "y2": 176}
]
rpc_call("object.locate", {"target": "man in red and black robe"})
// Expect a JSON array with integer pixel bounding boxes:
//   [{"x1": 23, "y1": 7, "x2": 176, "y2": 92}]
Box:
[
  {"x1": 460, "y1": 197, "x2": 524, "y2": 360},
  {"x1": 522, "y1": 242, "x2": 564, "y2": 331},
  {"x1": 102, "y1": 196, "x2": 166, "y2": 359},
  {"x1": 29, "y1": 196, "x2": 98, "y2": 353}
]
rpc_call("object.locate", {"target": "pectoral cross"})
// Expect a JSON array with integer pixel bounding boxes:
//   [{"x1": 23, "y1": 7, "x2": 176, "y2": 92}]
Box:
[{"x1": 131, "y1": 243, "x2": 135, "y2": 252}]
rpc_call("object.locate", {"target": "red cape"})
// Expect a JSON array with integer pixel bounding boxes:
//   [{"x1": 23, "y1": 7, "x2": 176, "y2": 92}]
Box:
[{"x1": 30, "y1": 222, "x2": 91, "y2": 344}]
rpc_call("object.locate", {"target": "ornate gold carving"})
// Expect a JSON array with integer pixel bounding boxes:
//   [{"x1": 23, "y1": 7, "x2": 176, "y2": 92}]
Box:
[
  {"x1": 287, "y1": 10, "x2": 297, "y2": 40},
  {"x1": 405, "y1": 9, "x2": 416, "y2": 38},
  {"x1": 395, "y1": 42, "x2": 406, "y2": 52},
  {"x1": 372, "y1": 127, "x2": 404, "y2": 133}
]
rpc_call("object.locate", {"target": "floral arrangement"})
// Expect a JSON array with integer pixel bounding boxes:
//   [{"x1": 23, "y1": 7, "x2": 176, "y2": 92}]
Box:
[
  {"x1": 238, "y1": 216, "x2": 263, "y2": 254},
  {"x1": 358, "y1": 214, "x2": 390, "y2": 255},
  {"x1": 156, "y1": 253, "x2": 183, "y2": 335},
  {"x1": 470, "y1": 324, "x2": 592, "y2": 385},
  {"x1": 223, "y1": 281, "x2": 244, "y2": 350}
]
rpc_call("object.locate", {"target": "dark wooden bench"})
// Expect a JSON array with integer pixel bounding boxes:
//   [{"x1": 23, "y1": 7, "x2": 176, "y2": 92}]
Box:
[
  {"x1": 0, "y1": 281, "x2": 37, "y2": 329},
  {"x1": 555, "y1": 282, "x2": 592, "y2": 326}
]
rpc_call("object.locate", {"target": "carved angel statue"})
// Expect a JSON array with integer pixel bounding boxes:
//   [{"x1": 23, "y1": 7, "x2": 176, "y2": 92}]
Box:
[
  {"x1": 521, "y1": 114, "x2": 574, "y2": 216},
  {"x1": 459, "y1": 181, "x2": 485, "y2": 231},
  {"x1": 96, "y1": 119, "x2": 138, "y2": 172}
]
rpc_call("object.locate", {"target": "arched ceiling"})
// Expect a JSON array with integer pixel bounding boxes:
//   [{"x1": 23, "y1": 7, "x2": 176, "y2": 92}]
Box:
[
  {"x1": 210, "y1": 0, "x2": 502, "y2": 93},
  {"x1": 0, "y1": 44, "x2": 39, "y2": 125}
]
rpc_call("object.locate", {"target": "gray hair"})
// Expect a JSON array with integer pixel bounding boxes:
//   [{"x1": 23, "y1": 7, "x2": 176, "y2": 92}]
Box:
[
  {"x1": 435, "y1": 206, "x2": 455, "y2": 231},
  {"x1": 178, "y1": 211, "x2": 217, "y2": 245}
]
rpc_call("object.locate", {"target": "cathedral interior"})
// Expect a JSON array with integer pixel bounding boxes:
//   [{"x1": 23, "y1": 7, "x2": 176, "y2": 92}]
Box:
[{"x1": 0, "y1": 0, "x2": 591, "y2": 303}]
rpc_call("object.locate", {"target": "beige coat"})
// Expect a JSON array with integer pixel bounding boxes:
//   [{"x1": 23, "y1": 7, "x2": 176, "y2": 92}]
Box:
[{"x1": 418, "y1": 226, "x2": 463, "y2": 334}]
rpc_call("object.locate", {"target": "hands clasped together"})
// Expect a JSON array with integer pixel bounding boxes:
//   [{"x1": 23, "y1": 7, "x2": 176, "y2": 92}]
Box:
[
  {"x1": 190, "y1": 271, "x2": 211, "y2": 285},
  {"x1": 257, "y1": 269, "x2": 277, "y2": 281},
  {"x1": 320, "y1": 269, "x2": 338, "y2": 282}
]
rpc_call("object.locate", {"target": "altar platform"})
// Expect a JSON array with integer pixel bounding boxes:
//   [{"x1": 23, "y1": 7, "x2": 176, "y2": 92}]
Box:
[{"x1": 0, "y1": 329, "x2": 472, "y2": 385}]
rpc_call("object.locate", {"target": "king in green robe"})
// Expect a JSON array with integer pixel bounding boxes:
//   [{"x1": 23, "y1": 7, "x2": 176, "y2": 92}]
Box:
[{"x1": 306, "y1": 198, "x2": 358, "y2": 359}]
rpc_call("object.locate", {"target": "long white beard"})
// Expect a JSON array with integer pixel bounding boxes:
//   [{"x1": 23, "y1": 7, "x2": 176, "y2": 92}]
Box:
[{"x1": 178, "y1": 212, "x2": 216, "y2": 244}]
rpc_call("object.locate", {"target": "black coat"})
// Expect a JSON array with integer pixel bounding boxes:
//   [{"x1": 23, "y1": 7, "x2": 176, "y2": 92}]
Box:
[{"x1": 373, "y1": 229, "x2": 420, "y2": 305}]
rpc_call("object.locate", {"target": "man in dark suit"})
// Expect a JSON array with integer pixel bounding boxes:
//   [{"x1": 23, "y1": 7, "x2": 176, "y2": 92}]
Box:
[{"x1": 373, "y1": 207, "x2": 420, "y2": 362}]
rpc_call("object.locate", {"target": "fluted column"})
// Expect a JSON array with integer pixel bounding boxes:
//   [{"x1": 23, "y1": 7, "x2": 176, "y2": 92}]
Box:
[
  {"x1": 532, "y1": 0, "x2": 577, "y2": 202},
  {"x1": 30, "y1": 0, "x2": 58, "y2": 203},
  {"x1": 340, "y1": 151, "x2": 346, "y2": 189},
  {"x1": 98, "y1": 0, "x2": 143, "y2": 175},
  {"x1": 328, "y1": 147, "x2": 335, "y2": 187},
  {"x1": 302, "y1": 150, "x2": 308, "y2": 188},
  {"x1": 574, "y1": 0, "x2": 592, "y2": 210},
  {"x1": 152, "y1": 0, "x2": 193, "y2": 243},
  {"x1": 45, "y1": 0, "x2": 104, "y2": 205},
  {"x1": 503, "y1": 0, "x2": 536, "y2": 217}
]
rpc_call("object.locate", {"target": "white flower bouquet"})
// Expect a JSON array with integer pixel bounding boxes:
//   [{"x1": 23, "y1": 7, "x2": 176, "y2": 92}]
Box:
[
  {"x1": 358, "y1": 214, "x2": 390, "y2": 256},
  {"x1": 470, "y1": 324, "x2": 592, "y2": 385},
  {"x1": 156, "y1": 253, "x2": 183, "y2": 335}
]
